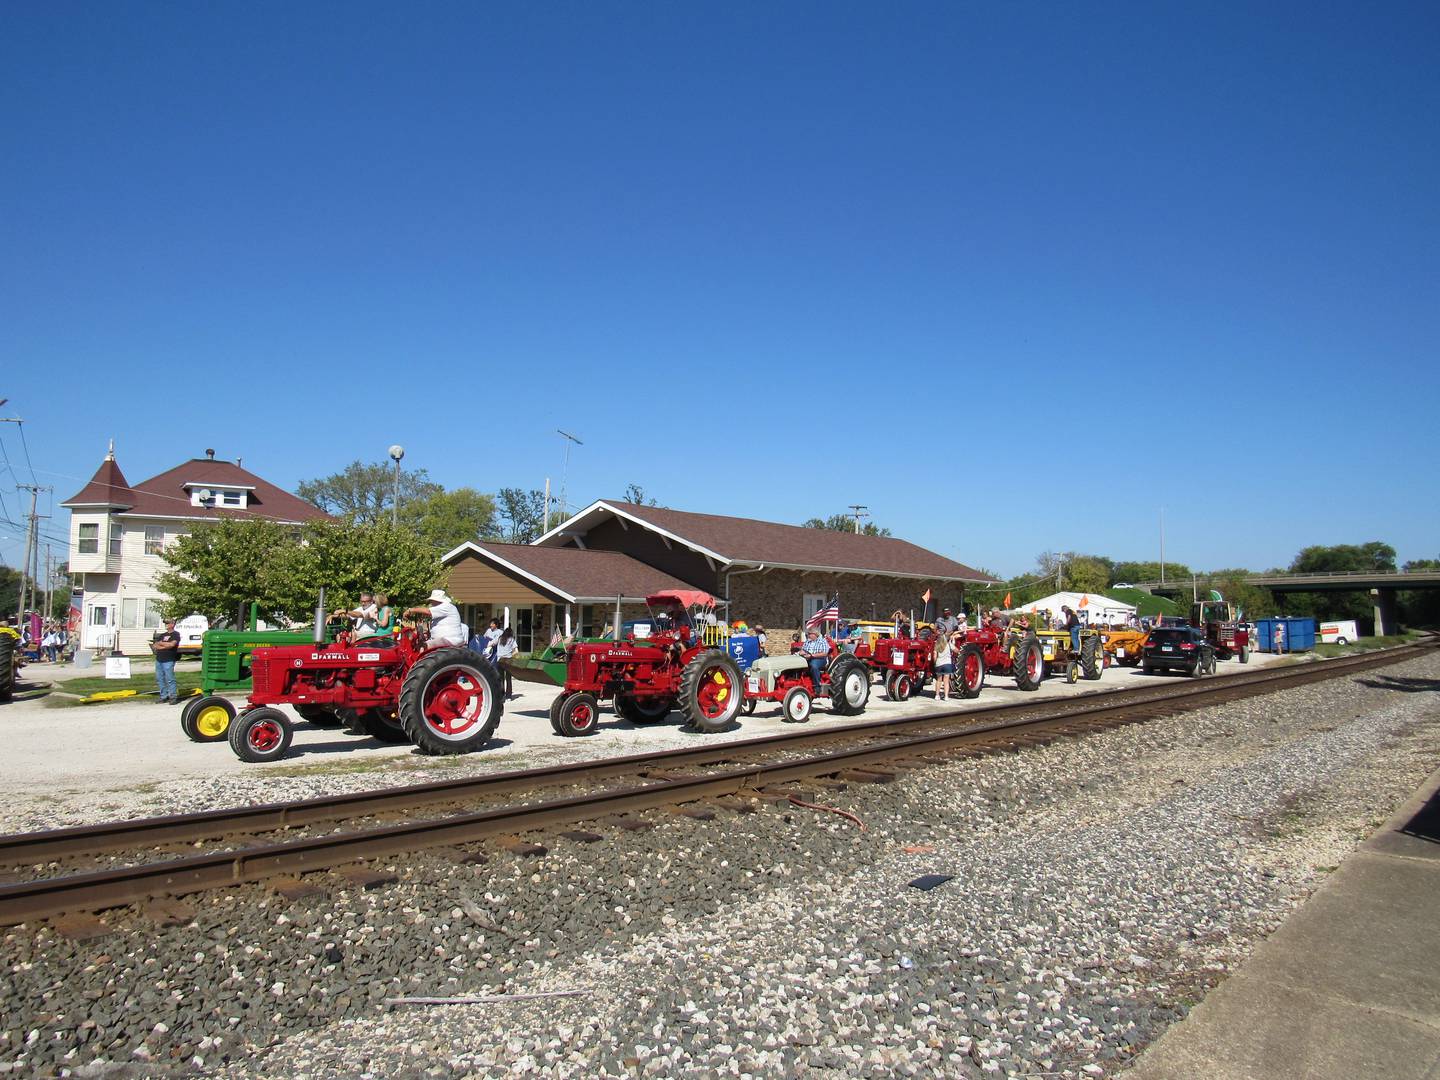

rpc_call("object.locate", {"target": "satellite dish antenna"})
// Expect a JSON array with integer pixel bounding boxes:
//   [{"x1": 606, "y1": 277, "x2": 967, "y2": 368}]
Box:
[{"x1": 197, "y1": 488, "x2": 214, "y2": 502}]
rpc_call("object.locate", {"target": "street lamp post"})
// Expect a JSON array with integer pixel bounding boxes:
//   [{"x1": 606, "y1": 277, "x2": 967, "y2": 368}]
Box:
[{"x1": 389, "y1": 445, "x2": 405, "y2": 527}]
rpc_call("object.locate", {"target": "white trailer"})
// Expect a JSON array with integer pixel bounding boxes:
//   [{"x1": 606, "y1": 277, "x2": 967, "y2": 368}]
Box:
[{"x1": 1318, "y1": 619, "x2": 1359, "y2": 645}]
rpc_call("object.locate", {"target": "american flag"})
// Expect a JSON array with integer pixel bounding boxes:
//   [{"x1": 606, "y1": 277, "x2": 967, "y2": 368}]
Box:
[{"x1": 805, "y1": 594, "x2": 840, "y2": 630}]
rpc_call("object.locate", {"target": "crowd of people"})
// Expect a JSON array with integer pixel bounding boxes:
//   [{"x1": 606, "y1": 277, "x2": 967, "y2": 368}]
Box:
[{"x1": 4, "y1": 613, "x2": 71, "y2": 664}]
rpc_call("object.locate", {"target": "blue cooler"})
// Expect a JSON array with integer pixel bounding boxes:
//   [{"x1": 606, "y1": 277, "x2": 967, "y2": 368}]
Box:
[{"x1": 728, "y1": 634, "x2": 761, "y2": 671}]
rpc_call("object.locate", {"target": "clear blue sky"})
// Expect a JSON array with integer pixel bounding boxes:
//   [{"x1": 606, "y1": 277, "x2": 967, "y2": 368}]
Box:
[{"x1": 3, "y1": 1, "x2": 1437, "y2": 579}]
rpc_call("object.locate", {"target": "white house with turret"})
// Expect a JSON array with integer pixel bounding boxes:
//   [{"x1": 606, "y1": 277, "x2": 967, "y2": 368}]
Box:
[{"x1": 62, "y1": 446, "x2": 328, "y2": 655}]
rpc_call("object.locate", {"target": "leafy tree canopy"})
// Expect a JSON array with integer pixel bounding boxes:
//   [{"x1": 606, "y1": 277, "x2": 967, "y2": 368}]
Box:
[
  {"x1": 1291, "y1": 541, "x2": 1397, "y2": 575},
  {"x1": 802, "y1": 513, "x2": 892, "y2": 537},
  {"x1": 401, "y1": 487, "x2": 497, "y2": 551},
  {"x1": 157, "y1": 519, "x2": 443, "y2": 625},
  {"x1": 623, "y1": 483, "x2": 660, "y2": 507},
  {"x1": 297, "y1": 460, "x2": 443, "y2": 525},
  {"x1": 495, "y1": 488, "x2": 550, "y2": 544}
]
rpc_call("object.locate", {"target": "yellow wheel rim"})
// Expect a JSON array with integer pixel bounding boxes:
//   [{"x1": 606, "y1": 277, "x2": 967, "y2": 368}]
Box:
[{"x1": 196, "y1": 706, "x2": 231, "y2": 738}]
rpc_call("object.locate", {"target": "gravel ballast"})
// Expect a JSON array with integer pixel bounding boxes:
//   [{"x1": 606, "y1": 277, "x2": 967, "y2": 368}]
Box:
[{"x1": 1, "y1": 651, "x2": 1437, "y2": 1077}]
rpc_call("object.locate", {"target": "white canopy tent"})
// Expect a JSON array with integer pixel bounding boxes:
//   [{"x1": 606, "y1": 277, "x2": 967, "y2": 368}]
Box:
[{"x1": 1018, "y1": 591, "x2": 1137, "y2": 626}]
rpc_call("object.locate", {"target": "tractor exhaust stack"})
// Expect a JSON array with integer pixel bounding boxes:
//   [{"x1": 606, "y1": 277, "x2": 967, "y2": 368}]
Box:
[{"x1": 314, "y1": 588, "x2": 327, "y2": 646}]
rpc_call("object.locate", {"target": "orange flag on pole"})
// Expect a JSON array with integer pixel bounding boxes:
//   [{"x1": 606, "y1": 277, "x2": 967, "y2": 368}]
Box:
[
  {"x1": 1003, "y1": 592, "x2": 1012, "y2": 608},
  {"x1": 921, "y1": 588, "x2": 932, "y2": 604},
  {"x1": 1078, "y1": 595, "x2": 1089, "y2": 608}
]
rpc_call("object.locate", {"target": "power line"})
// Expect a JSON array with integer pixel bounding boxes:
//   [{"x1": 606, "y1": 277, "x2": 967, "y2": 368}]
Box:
[{"x1": 15, "y1": 421, "x2": 38, "y2": 486}]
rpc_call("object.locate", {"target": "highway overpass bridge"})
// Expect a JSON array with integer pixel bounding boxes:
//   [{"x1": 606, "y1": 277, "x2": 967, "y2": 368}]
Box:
[{"x1": 1129, "y1": 570, "x2": 1440, "y2": 635}]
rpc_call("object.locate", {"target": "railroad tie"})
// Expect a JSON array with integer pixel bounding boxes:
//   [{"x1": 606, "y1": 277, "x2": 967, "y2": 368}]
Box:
[
  {"x1": 266, "y1": 876, "x2": 327, "y2": 901},
  {"x1": 494, "y1": 837, "x2": 548, "y2": 857},
  {"x1": 334, "y1": 866, "x2": 401, "y2": 890},
  {"x1": 49, "y1": 913, "x2": 111, "y2": 941},
  {"x1": 143, "y1": 898, "x2": 196, "y2": 928}
]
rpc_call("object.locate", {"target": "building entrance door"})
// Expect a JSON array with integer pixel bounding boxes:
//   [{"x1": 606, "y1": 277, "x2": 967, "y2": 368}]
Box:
[
  {"x1": 83, "y1": 604, "x2": 114, "y2": 651},
  {"x1": 514, "y1": 607, "x2": 534, "y2": 653}
]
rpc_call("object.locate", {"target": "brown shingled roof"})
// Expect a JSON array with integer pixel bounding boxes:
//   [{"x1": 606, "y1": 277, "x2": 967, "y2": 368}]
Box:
[
  {"x1": 64, "y1": 455, "x2": 328, "y2": 523},
  {"x1": 61, "y1": 457, "x2": 135, "y2": 508},
  {"x1": 596, "y1": 502, "x2": 996, "y2": 582},
  {"x1": 449, "y1": 542, "x2": 705, "y2": 601}
]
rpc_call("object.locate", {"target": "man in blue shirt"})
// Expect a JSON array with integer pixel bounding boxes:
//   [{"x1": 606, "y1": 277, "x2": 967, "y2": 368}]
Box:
[{"x1": 800, "y1": 628, "x2": 830, "y2": 694}]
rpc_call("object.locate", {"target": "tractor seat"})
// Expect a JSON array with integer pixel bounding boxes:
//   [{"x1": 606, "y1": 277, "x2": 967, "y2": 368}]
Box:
[{"x1": 748, "y1": 654, "x2": 810, "y2": 676}]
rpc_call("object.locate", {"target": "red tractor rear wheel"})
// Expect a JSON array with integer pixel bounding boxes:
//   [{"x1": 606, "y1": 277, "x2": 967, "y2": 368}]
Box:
[
  {"x1": 1012, "y1": 636, "x2": 1045, "y2": 691},
  {"x1": 953, "y1": 644, "x2": 985, "y2": 699},
  {"x1": 398, "y1": 648, "x2": 503, "y2": 755},
  {"x1": 679, "y1": 650, "x2": 744, "y2": 733}
]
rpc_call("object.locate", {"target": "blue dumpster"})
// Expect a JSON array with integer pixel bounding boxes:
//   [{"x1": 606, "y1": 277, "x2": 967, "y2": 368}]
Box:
[
  {"x1": 1256, "y1": 617, "x2": 1316, "y2": 653},
  {"x1": 728, "y1": 634, "x2": 761, "y2": 672}
]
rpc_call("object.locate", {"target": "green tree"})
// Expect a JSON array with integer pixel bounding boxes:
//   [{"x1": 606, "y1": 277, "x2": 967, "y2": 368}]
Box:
[
  {"x1": 623, "y1": 483, "x2": 661, "y2": 507},
  {"x1": 401, "y1": 487, "x2": 497, "y2": 551},
  {"x1": 495, "y1": 488, "x2": 549, "y2": 544},
  {"x1": 1291, "y1": 541, "x2": 1397, "y2": 575},
  {"x1": 1286, "y1": 541, "x2": 1399, "y2": 624},
  {"x1": 156, "y1": 519, "x2": 311, "y2": 624},
  {"x1": 1202, "y1": 569, "x2": 1277, "y2": 620},
  {"x1": 156, "y1": 518, "x2": 444, "y2": 625},
  {"x1": 0, "y1": 565, "x2": 20, "y2": 618},
  {"x1": 802, "y1": 513, "x2": 892, "y2": 537},
  {"x1": 297, "y1": 519, "x2": 443, "y2": 612},
  {"x1": 297, "y1": 460, "x2": 442, "y2": 525},
  {"x1": 1400, "y1": 558, "x2": 1440, "y2": 628},
  {"x1": 1110, "y1": 560, "x2": 1194, "y2": 585}
]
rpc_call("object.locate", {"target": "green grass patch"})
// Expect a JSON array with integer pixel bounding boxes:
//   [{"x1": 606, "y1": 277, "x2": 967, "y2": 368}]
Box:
[
  {"x1": 57, "y1": 671, "x2": 208, "y2": 697},
  {"x1": 1313, "y1": 631, "x2": 1422, "y2": 658}
]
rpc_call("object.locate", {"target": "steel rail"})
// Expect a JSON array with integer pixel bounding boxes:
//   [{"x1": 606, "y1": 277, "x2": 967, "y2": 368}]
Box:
[
  {"x1": 0, "y1": 642, "x2": 1429, "y2": 928},
  {"x1": 0, "y1": 642, "x2": 1430, "y2": 866}
]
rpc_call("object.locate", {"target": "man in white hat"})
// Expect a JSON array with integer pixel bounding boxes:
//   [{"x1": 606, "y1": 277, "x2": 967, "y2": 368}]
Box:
[{"x1": 404, "y1": 589, "x2": 467, "y2": 648}]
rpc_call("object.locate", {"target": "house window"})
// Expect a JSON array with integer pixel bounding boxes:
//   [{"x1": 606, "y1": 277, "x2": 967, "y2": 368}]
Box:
[
  {"x1": 221, "y1": 490, "x2": 244, "y2": 507},
  {"x1": 121, "y1": 598, "x2": 139, "y2": 628},
  {"x1": 108, "y1": 522, "x2": 122, "y2": 556},
  {"x1": 78, "y1": 523, "x2": 99, "y2": 554},
  {"x1": 144, "y1": 525, "x2": 165, "y2": 555},
  {"x1": 143, "y1": 599, "x2": 164, "y2": 629},
  {"x1": 802, "y1": 593, "x2": 827, "y2": 625}
]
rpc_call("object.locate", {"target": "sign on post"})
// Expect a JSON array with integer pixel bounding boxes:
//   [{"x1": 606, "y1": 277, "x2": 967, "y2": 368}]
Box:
[{"x1": 104, "y1": 656, "x2": 132, "y2": 680}]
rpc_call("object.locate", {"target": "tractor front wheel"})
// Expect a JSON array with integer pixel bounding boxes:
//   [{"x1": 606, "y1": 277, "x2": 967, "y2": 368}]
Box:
[
  {"x1": 1239, "y1": 645, "x2": 1250, "y2": 664},
  {"x1": 548, "y1": 693, "x2": 566, "y2": 734},
  {"x1": 679, "y1": 650, "x2": 744, "y2": 733},
  {"x1": 1081, "y1": 636, "x2": 1102, "y2": 680},
  {"x1": 886, "y1": 672, "x2": 914, "y2": 701},
  {"x1": 182, "y1": 695, "x2": 236, "y2": 742},
  {"x1": 828, "y1": 657, "x2": 871, "y2": 715},
  {"x1": 741, "y1": 697, "x2": 757, "y2": 716},
  {"x1": 398, "y1": 647, "x2": 503, "y2": 754},
  {"x1": 1012, "y1": 637, "x2": 1045, "y2": 691},
  {"x1": 555, "y1": 692, "x2": 600, "y2": 737},
  {"x1": 782, "y1": 685, "x2": 812, "y2": 723},
  {"x1": 229, "y1": 707, "x2": 293, "y2": 763},
  {"x1": 953, "y1": 644, "x2": 985, "y2": 699}
]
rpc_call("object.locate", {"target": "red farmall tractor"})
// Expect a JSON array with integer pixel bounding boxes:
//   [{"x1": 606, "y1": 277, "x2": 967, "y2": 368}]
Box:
[
  {"x1": 742, "y1": 640, "x2": 871, "y2": 722},
  {"x1": 228, "y1": 597, "x2": 503, "y2": 762},
  {"x1": 548, "y1": 591, "x2": 743, "y2": 737},
  {"x1": 942, "y1": 627, "x2": 1049, "y2": 696},
  {"x1": 1191, "y1": 595, "x2": 1251, "y2": 663}
]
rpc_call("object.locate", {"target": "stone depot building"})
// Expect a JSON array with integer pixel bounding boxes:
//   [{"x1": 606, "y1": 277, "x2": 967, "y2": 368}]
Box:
[{"x1": 443, "y1": 500, "x2": 996, "y2": 654}]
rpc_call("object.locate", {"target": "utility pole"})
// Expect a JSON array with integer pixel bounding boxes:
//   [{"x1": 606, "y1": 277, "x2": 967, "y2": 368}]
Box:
[
  {"x1": 14, "y1": 485, "x2": 47, "y2": 624},
  {"x1": 44, "y1": 545, "x2": 53, "y2": 621},
  {"x1": 388, "y1": 445, "x2": 405, "y2": 527},
  {"x1": 1159, "y1": 507, "x2": 1166, "y2": 586},
  {"x1": 847, "y1": 505, "x2": 869, "y2": 533}
]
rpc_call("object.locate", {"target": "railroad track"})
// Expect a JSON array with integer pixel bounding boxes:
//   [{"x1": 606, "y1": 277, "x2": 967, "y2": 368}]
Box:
[{"x1": 0, "y1": 642, "x2": 1430, "y2": 930}]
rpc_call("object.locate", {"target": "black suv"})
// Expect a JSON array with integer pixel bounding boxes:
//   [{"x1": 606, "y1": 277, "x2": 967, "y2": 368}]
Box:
[{"x1": 1143, "y1": 625, "x2": 1215, "y2": 677}]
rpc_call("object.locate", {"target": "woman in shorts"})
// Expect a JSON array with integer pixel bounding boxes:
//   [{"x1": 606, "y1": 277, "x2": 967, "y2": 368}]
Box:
[{"x1": 932, "y1": 628, "x2": 955, "y2": 700}]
